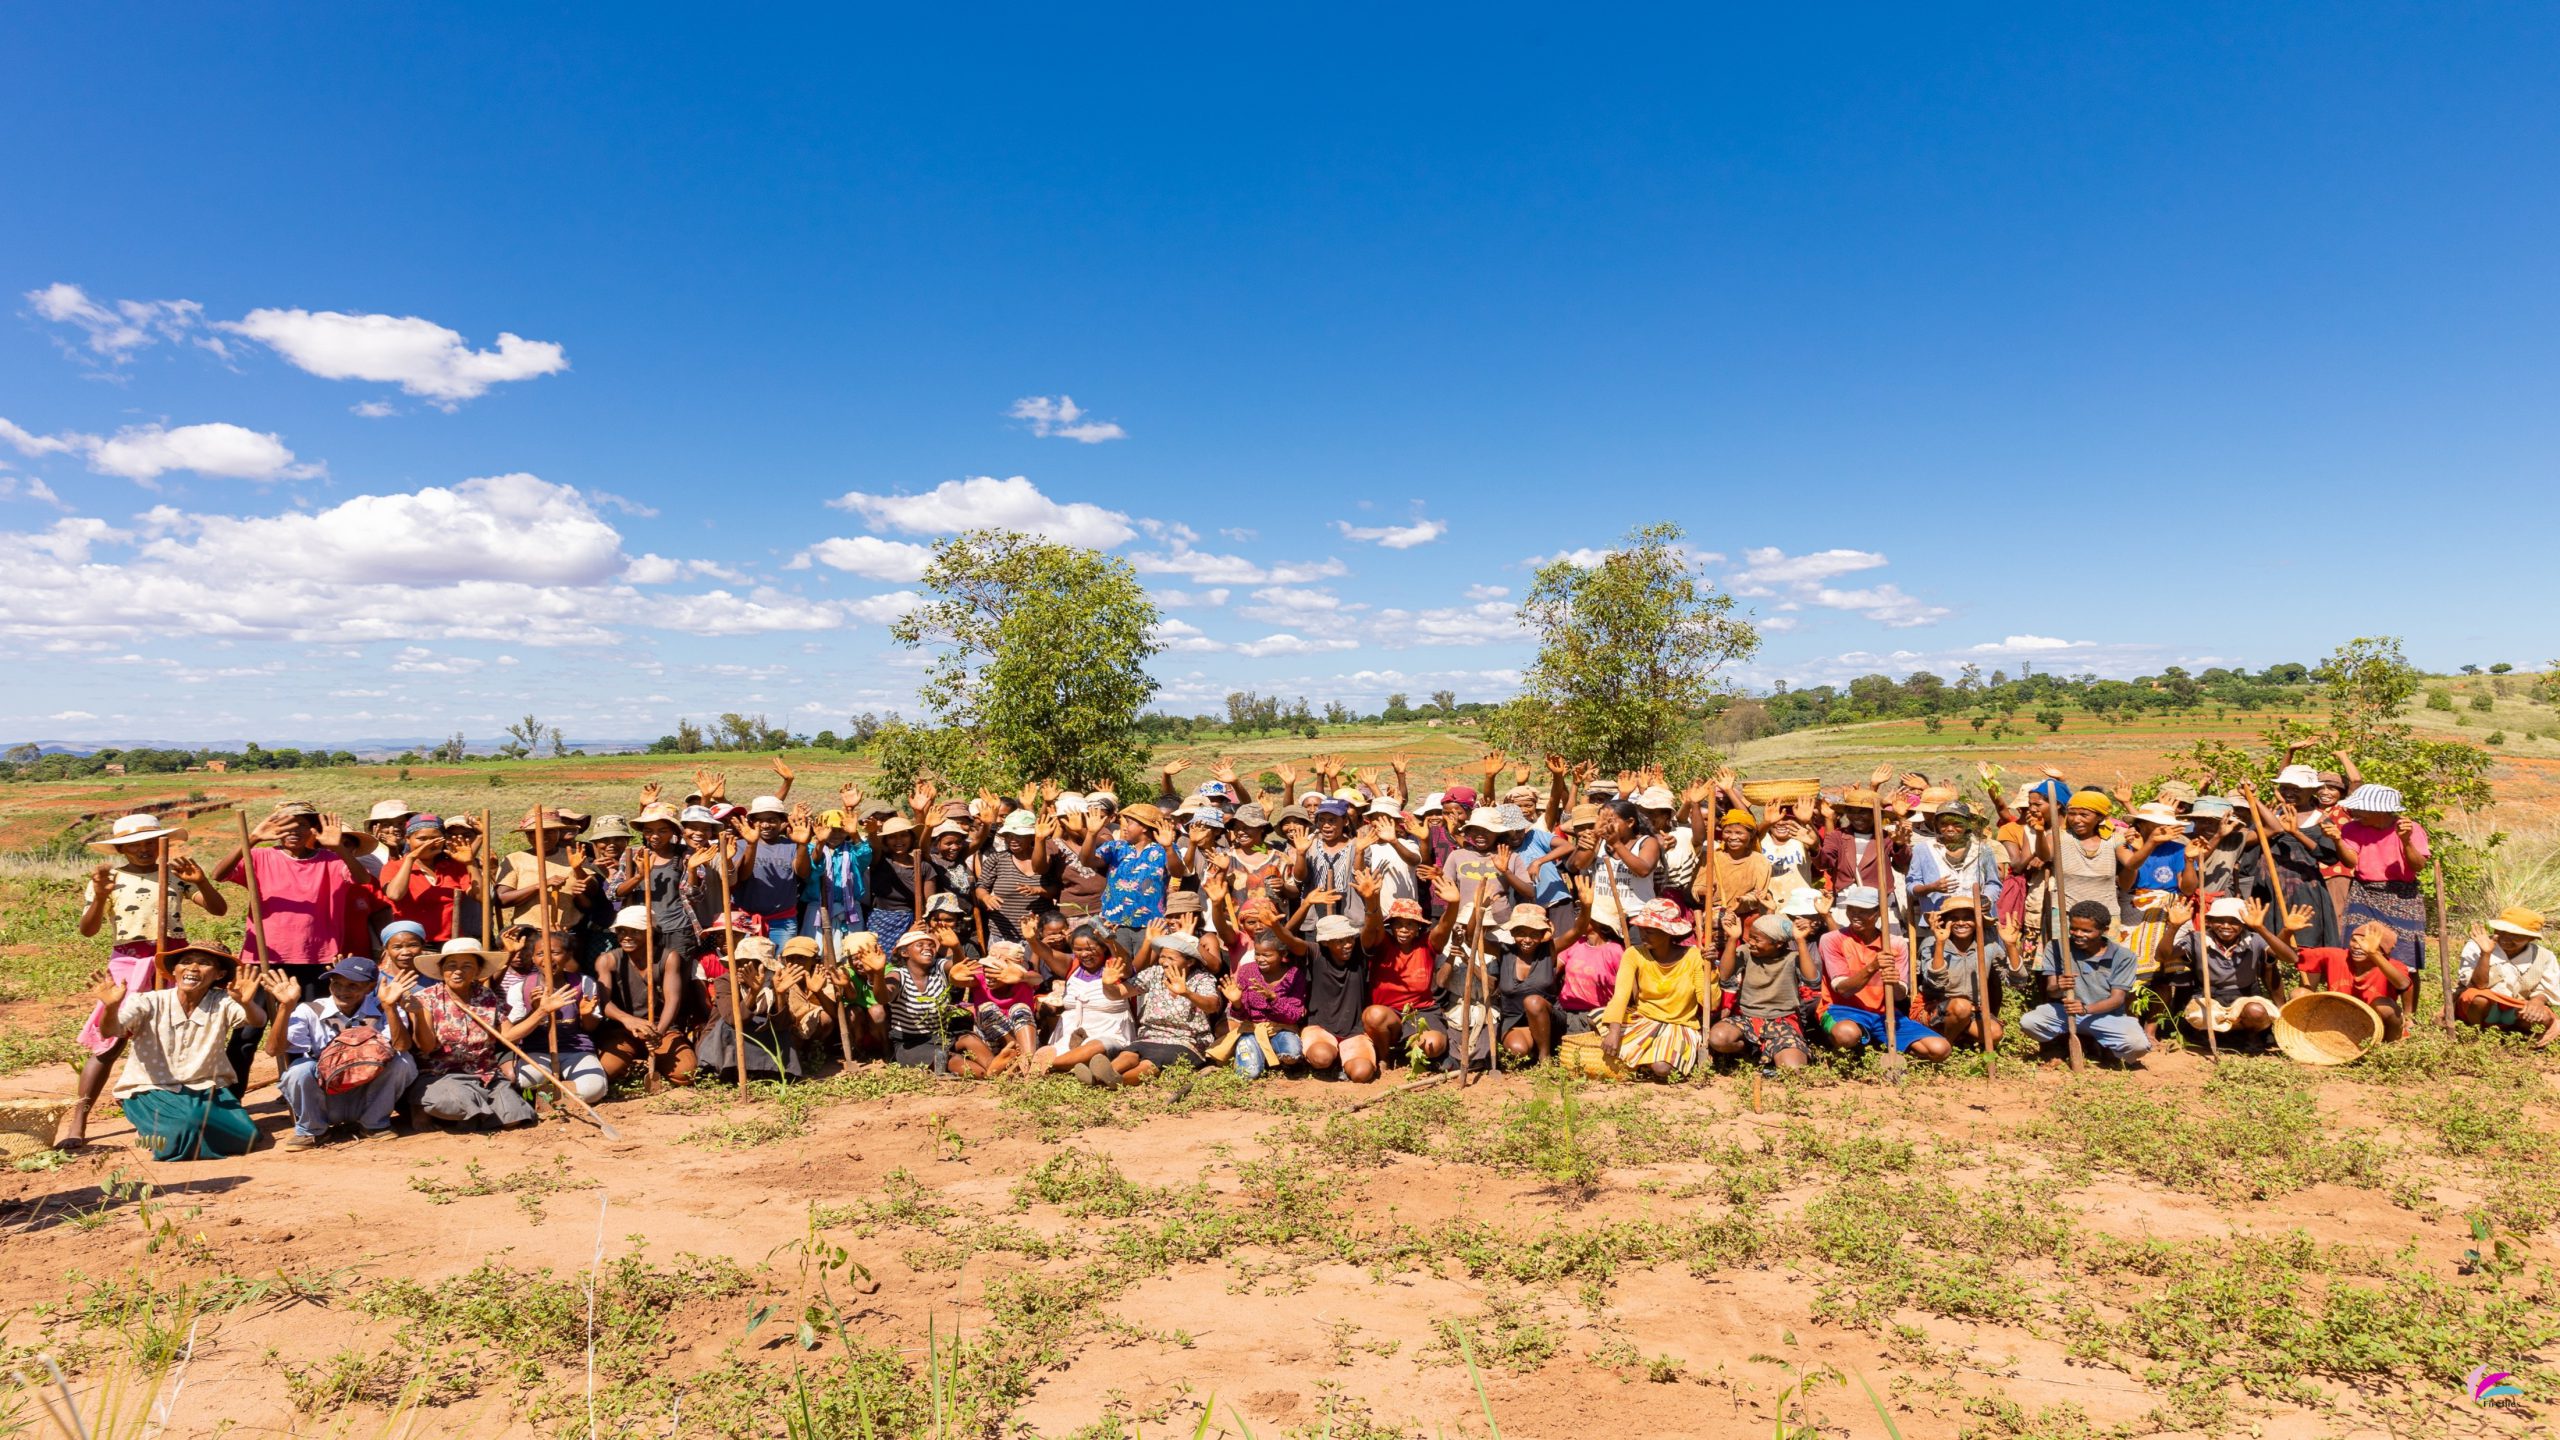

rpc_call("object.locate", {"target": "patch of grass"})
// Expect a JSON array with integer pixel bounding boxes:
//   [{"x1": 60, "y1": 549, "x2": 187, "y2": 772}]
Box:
[
  {"x1": 360, "y1": 1245, "x2": 753, "y2": 1396},
  {"x1": 2026, "y1": 1059, "x2": 2389, "y2": 1200},
  {"x1": 0, "y1": 875, "x2": 90, "y2": 1003},
  {"x1": 1012, "y1": 1148, "x2": 1162, "y2": 1218},
  {"x1": 675, "y1": 1065, "x2": 939, "y2": 1149},
  {"x1": 1427, "y1": 1291, "x2": 1558, "y2": 1373},
  {"x1": 406, "y1": 1155, "x2": 598, "y2": 1221},
  {"x1": 0, "y1": 1011, "x2": 83, "y2": 1076}
]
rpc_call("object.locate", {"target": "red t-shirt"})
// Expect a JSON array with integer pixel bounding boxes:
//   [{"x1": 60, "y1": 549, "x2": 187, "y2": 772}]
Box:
[
  {"x1": 1368, "y1": 939, "x2": 1437, "y2": 1012},
  {"x1": 389, "y1": 857, "x2": 473, "y2": 942},
  {"x1": 2296, "y1": 946, "x2": 2408, "y2": 1004}
]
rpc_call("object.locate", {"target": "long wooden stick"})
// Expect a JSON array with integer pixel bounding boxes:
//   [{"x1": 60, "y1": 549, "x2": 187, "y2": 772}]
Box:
[
  {"x1": 478, "y1": 808, "x2": 496, "y2": 946},
  {"x1": 450, "y1": 1001, "x2": 623, "y2": 1140},
  {"x1": 2433, "y1": 847, "x2": 2455, "y2": 1035},
  {"x1": 2241, "y1": 791, "x2": 2295, "y2": 1002},
  {"x1": 1695, "y1": 837, "x2": 1722, "y2": 1088},
  {"x1": 716, "y1": 840, "x2": 748, "y2": 1098},
  {"x1": 532, "y1": 811, "x2": 560, "y2": 1054},
  {"x1": 1871, "y1": 792, "x2": 1902, "y2": 1072},
  {"x1": 1459, "y1": 902, "x2": 1487, "y2": 1086},
  {"x1": 234, "y1": 809, "x2": 272, "y2": 970},
  {"x1": 2044, "y1": 793, "x2": 2085, "y2": 1071},
  {"x1": 1970, "y1": 877, "x2": 1994, "y2": 1081},
  {"x1": 639, "y1": 847, "x2": 662, "y2": 1095},
  {"x1": 2193, "y1": 885, "x2": 2219, "y2": 1063},
  {"x1": 153, "y1": 835, "x2": 172, "y2": 990},
  {"x1": 816, "y1": 853, "x2": 856, "y2": 1066}
]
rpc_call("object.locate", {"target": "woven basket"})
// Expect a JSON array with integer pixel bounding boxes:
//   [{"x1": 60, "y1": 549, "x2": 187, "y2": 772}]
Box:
[
  {"x1": 1558, "y1": 1032, "x2": 1627, "y2": 1081},
  {"x1": 2273, "y1": 991, "x2": 2382, "y2": 1066},
  {"x1": 1739, "y1": 777, "x2": 1821, "y2": 806}
]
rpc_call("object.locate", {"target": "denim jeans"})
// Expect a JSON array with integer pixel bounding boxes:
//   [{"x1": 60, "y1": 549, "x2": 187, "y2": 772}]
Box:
[
  {"x1": 279, "y1": 1052, "x2": 417, "y2": 1136},
  {"x1": 2018, "y1": 1005, "x2": 2152, "y2": 1059},
  {"x1": 1234, "y1": 1027, "x2": 1304, "y2": 1078}
]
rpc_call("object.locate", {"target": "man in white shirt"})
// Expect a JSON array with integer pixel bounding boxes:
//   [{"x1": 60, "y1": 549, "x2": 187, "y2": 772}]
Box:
[{"x1": 2459, "y1": 906, "x2": 2560, "y2": 1047}]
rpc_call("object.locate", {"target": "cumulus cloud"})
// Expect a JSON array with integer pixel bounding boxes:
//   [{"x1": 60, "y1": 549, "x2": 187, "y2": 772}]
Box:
[
  {"x1": 1719, "y1": 546, "x2": 1949, "y2": 629},
  {"x1": 1800, "y1": 583, "x2": 1950, "y2": 629},
  {"x1": 24, "y1": 284, "x2": 216, "y2": 361},
  {"x1": 1151, "y1": 617, "x2": 1225, "y2": 653},
  {"x1": 350, "y1": 400, "x2": 399, "y2": 419},
  {"x1": 792, "y1": 535, "x2": 935, "y2": 582},
  {"x1": 0, "y1": 416, "x2": 321, "y2": 484},
  {"x1": 1127, "y1": 541, "x2": 1346, "y2": 586},
  {"x1": 1233, "y1": 633, "x2": 1360, "y2": 659},
  {"x1": 1464, "y1": 584, "x2": 1509, "y2": 601},
  {"x1": 1334, "y1": 516, "x2": 1447, "y2": 549},
  {"x1": 625, "y1": 553, "x2": 748, "y2": 585},
  {"x1": 1726, "y1": 547, "x2": 1887, "y2": 593},
  {"x1": 1238, "y1": 585, "x2": 1362, "y2": 625},
  {"x1": 1008, "y1": 395, "x2": 1126, "y2": 443},
  {"x1": 218, "y1": 308, "x2": 568, "y2": 404},
  {"x1": 1370, "y1": 602, "x2": 1519, "y2": 647},
  {"x1": 1152, "y1": 587, "x2": 1230, "y2": 608},
  {"x1": 1525, "y1": 547, "x2": 1615, "y2": 568},
  {"x1": 0, "y1": 476, "x2": 65, "y2": 509},
  {"x1": 830, "y1": 475, "x2": 1135, "y2": 549}
]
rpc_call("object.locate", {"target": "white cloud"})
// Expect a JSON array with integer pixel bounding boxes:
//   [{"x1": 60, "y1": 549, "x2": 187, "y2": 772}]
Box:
[
  {"x1": 1, "y1": 416, "x2": 321, "y2": 484},
  {"x1": 218, "y1": 308, "x2": 568, "y2": 404},
  {"x1": 24, "y1": 284, "x2": 213, "y2": 361},
  {"x1": 844, "y1": 591, "x2": 926, "y2": 625},
  {"x1": 1525, "y1": 547, "x2": 1614, "y2": 568},
  {"x1": 1151, "y1": 617, "x2": 1225, "y2": 653},
  {"x1": 650, "y1": 588, "x2": 854, "y2": 636},
  {"x1": 831, "y1": 475, "x2": 1134, "y2": 549},
  {"x1": 1334, "y1": 517, "x2": 1447, "y2": 549},
  {"x1": 625, "y1": 553, "x2": 748, "y2": 585},
  {"x1": 389, "y1": 646, "x2": 485, "y2": 675},
  {"x1": 1801, "y1": 583, "x2": 1950, "y2": 629},
  {"x1": 1464, "y1": 584, "x2": 1509, "y2": 601},
  {"x1": 1727, "y1": 546, "x2": 1887, "y2": 592},
  {"x1": 49, "y1": 710, "x2": 97, "y2": 721},
  {"x1": 1008, "y1": 395, "x2": 1127, "y2": 443},
  {"x1": 794, "y1": 535, "x2": 935, "y2": 582},
  {"x1": 350, "y1": 400, "x2": 399, "y2": 419},
  {"x1": 1128, "y1": 542, "x2": 1347, "y2": 586},
  {"x1": 145, "y1": 474, "x2": 623, "y2": 586},
  {"x1": 1152, "y1": 587, "x2": 1230, "y2": 608},
  {"x1": 1370, "y1": 602, "x2": 1520, "y2": 647},
  {"x1": 1234, "y1": 633, "x2": 1360, "y2": 659},
  {"x1": 586, "y1": 489, "x2": 659, "y2": 518},
  {"x1": 0, "y1": 476, "x2": 66, "y2": 509},
  {"x1": 1968, "y1": 634, "x2": 2086, "y2": 654}
]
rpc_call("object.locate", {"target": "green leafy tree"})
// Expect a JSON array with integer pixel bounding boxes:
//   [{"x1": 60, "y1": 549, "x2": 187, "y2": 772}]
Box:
[
  {"x1": 1488, "y1": 521, "x2": 1759, "y2": 774},
  {"x1": 891, "y1": 528, "x2": 1160, "y2": 788}
]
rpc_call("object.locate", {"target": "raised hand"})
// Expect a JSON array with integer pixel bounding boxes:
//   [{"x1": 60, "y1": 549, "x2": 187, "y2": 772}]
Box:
[
  {"x1": 771, "y1": 756, "x2": 795, "y2": 783},
  {"x1": 378, "y1": 972, "x2": 415, "y2": 1008},
  {"x1": 638, "y1": 781, "x2": 662, "y2": 806},
  {"x1": 316, "y1": 813, "x2": 347, "y2": 849},
  {"x1": 171, "y1": 854, "x2": 208, "y2": 886},
  {"x1": 787, "y1": 808, "x2": 814, "y2": 845},
  {"x1": 840, "y1": 781, "x2": 865, "y2": 810},
  {"x1": 1481, "y1": 750, "x2": 1507, "y2": 780},
  {"x1": 1430, "y1": 873, "x2": 1460, "y2": 904},
  {"x1": 704, "y1": 773, "x2": 728, "y2": 804},
  {"x1": 87, "y1": 969, "x2": 125, "y2": 1008},
  {"x1": 1214, "y1": 761, "x2": 1238, "y2": 785},
  {"x1": 1350, "y1": 868, "x2": 1382, "y2": 901},
  {"x1": 1545, "y1": 754, "x2": 1569, "y2": 779},
  {"x1": 2165, "y1": 897, "x2": 2194, "y2": 929},
  {"x1": 1273, "y1": 762, "x2": 1297, "y2": 788},
  {"x1": 2242, "y1": 896, "x2": 2270, "y2": 931},
  {"x1": 1867, "y1": 762, "x2": 1893, "y2": 788},
  {"x1": 2281, "y1": 903, "x2": 2315, "y2": 936},
  {"x1": 909, "y1": 780, "x2": 937, "y2": 818},
  {"x1": 1221, "y1": 977, "x2": 1243, "y2": 1004}
]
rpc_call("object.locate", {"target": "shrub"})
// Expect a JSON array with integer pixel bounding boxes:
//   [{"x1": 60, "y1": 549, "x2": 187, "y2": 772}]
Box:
[{"x1": 2425, "y1": 689, "x2": 2456, "y2": 712}]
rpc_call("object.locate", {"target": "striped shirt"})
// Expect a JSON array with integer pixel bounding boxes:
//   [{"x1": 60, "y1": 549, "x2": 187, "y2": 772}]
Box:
[{"x1": 885, "y1": 959, "x2": 951, "y2": 1038}]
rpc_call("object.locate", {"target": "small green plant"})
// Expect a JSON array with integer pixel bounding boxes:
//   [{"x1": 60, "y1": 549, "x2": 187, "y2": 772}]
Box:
[
  {"x1": 2460, "y1": 1215, "x2": 2526, "y2": 1287},
  {"x1": 756, "y1": 1206, "x2": 879, "y2": 1352}
]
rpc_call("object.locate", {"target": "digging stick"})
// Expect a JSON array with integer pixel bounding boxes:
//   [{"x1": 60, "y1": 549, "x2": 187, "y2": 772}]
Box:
[
  {"x1": 2044, "y1": 792, "x2": 2085, "y2": 1071},
  {"x1": 639, "y1": 847, "x2": 662, "y2": 1095},
  {"x1": 2193, "y1": 887, "x2": 2218, "y2": 1063},
  {"x1": 234, "y1": 810, "x2": 271, "y2": 970},
  {"x1": 2241, "y1": 789, "x2": 2295, "y2": 1001},
  {"x1": 716, "y1": 840, "x2": 749, "y2": 1098},
  {"x1": 817, "y1": 854, "x2": 856, "y2": 1066},
  {"x1": 1695, "y1": 841, "x2": 1722, "y2": 1088},
  {"x1": 451, "y1": 1001, "x2": 624, "y2": 1140},
  {"x1": 2433, "y1": 848, "x2": 2455, "y2": 1035},
  {"x1": 478, "y1": 808, "x2": 495, "y2": 946},
  {"x1": 153, "y1": 835, "x2": 172, "y2": 990},
  {"x1": 1871, "y1": 788, "x2": 1905, "y2": 1079},
  {"x1": 533, "y1": 811, "x2": 560, "y2": 1054},
  {"x1": 1970, "y1": 878, "x2": 1994, "y2": 1081}
]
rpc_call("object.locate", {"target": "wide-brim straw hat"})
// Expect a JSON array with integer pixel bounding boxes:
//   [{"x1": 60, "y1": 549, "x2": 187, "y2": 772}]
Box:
[
  {"x1": 2273, "y1": 991, "x2": 2383, "y2": 1066},
  {"x1": 90, "y1": 813, "x2": 186, "y2": 848},
  {"x1": 417, "y1": 938, "x2": 490, "y2": 980}
]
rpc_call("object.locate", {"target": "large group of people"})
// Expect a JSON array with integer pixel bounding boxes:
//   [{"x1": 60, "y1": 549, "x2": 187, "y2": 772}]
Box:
[{"x1": 52, "y1": 747, "x2": 2560, "y2": 1159}]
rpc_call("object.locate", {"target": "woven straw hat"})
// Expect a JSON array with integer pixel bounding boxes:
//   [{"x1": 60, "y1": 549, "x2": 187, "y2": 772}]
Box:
[{"x1": 2273, "y1": 991, "x2": 2383, "y2": 1066}]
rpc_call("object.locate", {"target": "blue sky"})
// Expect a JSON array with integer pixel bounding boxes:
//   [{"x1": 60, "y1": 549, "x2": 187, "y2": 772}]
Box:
[{"x1": 4, "y1": 5, "x2": 2555, "y2": 745}]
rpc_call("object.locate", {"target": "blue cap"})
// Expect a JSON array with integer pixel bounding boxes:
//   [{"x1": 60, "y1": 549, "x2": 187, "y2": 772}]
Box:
[
  {"x1": 1315, "y1": 798, "x2": 1352, "y2": 817},
  {"x1": 326, "y1": 956, "x2": 379, "y2": 985}
]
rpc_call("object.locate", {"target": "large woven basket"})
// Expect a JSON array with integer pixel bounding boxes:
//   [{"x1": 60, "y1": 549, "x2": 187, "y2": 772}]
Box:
[
  {"x1": 1558, "y1": 1032, "x2": 1627, "y2": 1080},
  {"x1": 1739, "y1": 777, "x2": 1822, "y2": 806},
  {"x1": 2273, "y1": 991, "x2": 2383, "y2": 1066}
]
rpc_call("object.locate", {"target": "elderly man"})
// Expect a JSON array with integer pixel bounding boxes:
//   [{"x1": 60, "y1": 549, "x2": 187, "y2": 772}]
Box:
[{"x1": 2459, "y1": 907, "x2": 2560, "y2": 1046}]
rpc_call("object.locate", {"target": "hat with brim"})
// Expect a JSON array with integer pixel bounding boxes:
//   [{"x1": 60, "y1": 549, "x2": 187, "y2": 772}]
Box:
[
  {"x1": 1634, "y1": 786, "x2": 1676, "y2": 812},
  {"x1": 1840, "y1": 885, "x2": 1882, "y2": 910},
  {"x1": 2489, "y1": 906, "x2": 2546, "y2": 937},
  {"x1": 516, "y1": 808, "x2": 569, "y2": 833},
  {"x1": 1121, "y1": 802, "x2": 1169, "y2": 833},
  {"x1": 368, "y1": 799, "x2": 414, "y2": 824},
  {"x1": 999, "y1": 810, "x2": 1038, "y2": 837},
  {"x1": 1163, "y1": 890, "x2": 1205, "y2": 916},
  {"x1": 1313, "y1": 915, "x2": 1360, "y2": 944},
  {"x1": 611, "y1": 905, "x2": 650, "y2": 933},
  {"x1": 1632, "y1": 899, "x2": 1691, "y2": 937},
  {"x1": 1462, "y1": 806, "x2": 1505, "y2": 835},
  {"x1": 931, "y1": 820, "x2": 970, "y2": 839},
  {"x1": 923, "y1": 893, "x2": 965, "y2": 916},
  {"x1": 2342, "y1": 784, "x2": 2403, "y2": 814},
  {"x1": 1935, "y1": 896, "x2": 1979, "y2": 917},
  {"x1": 1231, "y1": 804, "x2": 1269, "y2": 829},
  {"x1": 1508, "y1": 903, "x2": 1552, "y2": 933},
  {"x1": 679, "y1": 806, "x2": 720, "y2": 827},
  {"x1": 91, "y1": 813, "x2": 186, "y2": 848},
  {"x1": 588, "y1": 815, "x2": 635, "y2": 841},
  {"x1": 637, "y1": 803, "x2": 681, "y2": 828},
  {"x1": 877, "y1": 815, "x2": 916, "y2": 837},
  {"x1": 746, "y1": 795, "x2": 788, "y2": 818},
  {"x1": 780, "y1": 936, "x2": 822, "y2": 960},
  {"x1": 326, "y1": 956, "x2": 379, "y2": 985},
  {"x1": 894, "y1": 929, "x2": 939, "y2": 952},
  {"x1": 2129, "y1": 802, "x2": 2184, "y2": 829},
  {"x1": 417, "y1": 938, "x2": 488, "y2": 980},
  {"x1": 162, "y1": 942, "x2": 238, "y2": 975},
  {"x1": 2206, "y1": 897, "x2": 2249, "y2": 921},
  {"x1": 2274, "y1": 764, "x2": 2322, "y2": 789}
]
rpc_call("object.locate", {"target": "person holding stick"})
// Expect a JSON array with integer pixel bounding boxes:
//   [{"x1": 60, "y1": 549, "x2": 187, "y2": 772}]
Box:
[
  {"x1": 58, "y1": 814, "x2": 226, "y2": 1149},
  {"x1": 213, "y1": 802, "x2": 385, "y2": 1085},
  {"x1": 399, "y1": 938, "x2": 538, "y2": 1129},
  {"x1": 2166, "y1": 896, "x2": 2293, "y2": 1051},
  {"x1": 1818, "y1": 887, "x2": 1952, "y2": 1064},
  {"x1": 2021, "y1": 901, "x2": 2152, "y2": 1066},
  {"x1": 1916, "y1": 894, "x2": 2008, "y2": 1054},
  {"x1": 495, "y1": 923, "x2": 609, "y2": 1105}
]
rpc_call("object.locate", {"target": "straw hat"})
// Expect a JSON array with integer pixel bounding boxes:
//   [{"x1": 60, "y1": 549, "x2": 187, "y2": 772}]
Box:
[
  {"x1": 417, "y1": 937, "x2": 489, "y2": 980},
  {"x1": 2128, "y1": 802, "x2": 2185, "y2": 829},
  {"x1": 2273, "y1": 991, "x2": 2383, "y2": 1066},
  {"x1": 588, "y1": 814, "x2": 635, "y2": 840},
  {"x1": 89, "y1": 813, "x2": 186, "y2": 848},
  {"x1": 2488, "y1": 906, "x2": 2546, "y2": 937},
  {"x1": 367, "y1": 799, "x2": 414, "y2": 824}
]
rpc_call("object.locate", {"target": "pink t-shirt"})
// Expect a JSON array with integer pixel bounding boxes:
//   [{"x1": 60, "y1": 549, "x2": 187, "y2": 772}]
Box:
[
  {"x1": 2340, "y1": 819, "x2": 2428, "y2": 883},
  {"x1": 222, "y1": 846, "x2": 368, "y2": 966},
  {"x1": 1557, "y1": 938, "x2": 1625, "y2": 1012}
]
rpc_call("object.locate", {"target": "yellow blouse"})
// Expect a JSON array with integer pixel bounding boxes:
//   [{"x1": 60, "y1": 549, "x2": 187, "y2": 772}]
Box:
[{"x1": 1601, "y1": 944, "x2": 1713, "y2": 1027}]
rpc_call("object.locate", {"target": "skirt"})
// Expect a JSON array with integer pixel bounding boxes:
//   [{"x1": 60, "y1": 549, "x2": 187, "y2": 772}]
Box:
[
  {"x1": 1614, "y1": 1015, "x2": 1702, "y2": 1074},
  {"x1": 2346, "y1": 879, "x2": 2428, "y2": 970},
  {"x1": 866, "y1": 909, "x2": 914, "y2": 951},
  {"x1": 119, "y1": 1085, "x2": 258, "y2": 1161},
  {"x1": 79, "y1": 940, "x2": 160, "y2": 1056},
  {"x1": 698, "y1": 1019, "x2": 805, "y2": 1078}
]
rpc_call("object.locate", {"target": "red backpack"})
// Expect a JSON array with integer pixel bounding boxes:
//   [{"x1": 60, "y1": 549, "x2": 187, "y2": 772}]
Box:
[{"x1": 317, "y1": 1024, "x2": 393, "y2": 1094}]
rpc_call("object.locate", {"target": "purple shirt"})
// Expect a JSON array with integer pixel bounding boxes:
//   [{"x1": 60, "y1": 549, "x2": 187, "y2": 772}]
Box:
[{"x1": 1227, "y1": 955, "x2": 1308, "y2": 1026}]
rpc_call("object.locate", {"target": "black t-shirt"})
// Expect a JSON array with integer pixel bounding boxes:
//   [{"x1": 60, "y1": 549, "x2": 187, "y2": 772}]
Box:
[
  {"x1": 1306, "y1": 945, "x2": 1371, "y2": 1036},
  {"x1": 1497, "y1": 943, "x2": 1556, "y2": 1000},
  {"x1": 869, "y1": 848, "x2": 919, "y2": 910}
]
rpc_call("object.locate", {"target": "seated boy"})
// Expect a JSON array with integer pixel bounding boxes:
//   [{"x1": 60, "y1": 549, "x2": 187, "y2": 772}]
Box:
[
  {"x1": 1816, "y1": 886, "x2": 1952, "y2": 1062},
  {"x1": 2020, "y1": 901, "x2": 2152, "y2": 1065}
]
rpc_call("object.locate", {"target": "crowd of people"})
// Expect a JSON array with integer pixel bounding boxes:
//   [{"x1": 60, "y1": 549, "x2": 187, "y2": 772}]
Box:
[{"x1": 53, "y1": 748, "x2": 2560, "y2": 1160}]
